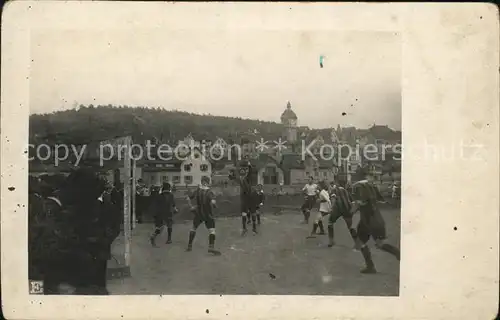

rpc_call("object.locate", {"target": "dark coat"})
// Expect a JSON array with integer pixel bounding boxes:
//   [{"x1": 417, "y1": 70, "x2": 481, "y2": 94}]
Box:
[{"x1": 149, "y1": 191, "x2": 177, "y2": 218}]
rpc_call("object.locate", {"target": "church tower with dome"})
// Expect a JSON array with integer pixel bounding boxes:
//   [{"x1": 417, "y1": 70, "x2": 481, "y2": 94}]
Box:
[{"x1": 280, "y1": 101, "x2": 298, "y2": 148}]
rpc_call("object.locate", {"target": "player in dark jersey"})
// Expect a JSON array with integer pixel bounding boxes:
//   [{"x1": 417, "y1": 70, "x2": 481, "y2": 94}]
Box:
[
  {"x1": 246, "y1": 183, "x2": 265, "y2": 226},
  {"x1": 327, "y1": 183, "x2": 358, "y2": 248},
  {"x1": 244, "y1": 185, "x2": 263, "y2": 234},
  {"x1": 149, "y1": 182, "x2": 178, "y2": 247},
  {"x1": 351, "y1": 169, "x2": 400, "y2": 274},
  {"x1": 231, "y1": 161, "x2": 254, "y2": 236},
  {"x1": 186, "y1": 176, "x2": 221, "y2": 255}
]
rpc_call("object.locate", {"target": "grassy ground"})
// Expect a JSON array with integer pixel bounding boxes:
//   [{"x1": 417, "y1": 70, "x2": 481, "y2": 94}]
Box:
[{"x1": 108, "y1": 207, "x2": 400, "y2": 296}]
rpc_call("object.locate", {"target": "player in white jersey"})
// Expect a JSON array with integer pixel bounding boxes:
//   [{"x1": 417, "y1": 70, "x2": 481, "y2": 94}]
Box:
[
  {"x1": 301, "y1": 176, "x2": 318, "y2": 224},
  {"x1": 307, "y1": 180, "x2": 330, "y2": 238}
]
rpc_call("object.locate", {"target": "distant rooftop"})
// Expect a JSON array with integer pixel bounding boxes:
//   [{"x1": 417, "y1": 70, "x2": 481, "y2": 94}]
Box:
[{"x1": 280, "y1": 101, "x2": 298, "y2": 121}]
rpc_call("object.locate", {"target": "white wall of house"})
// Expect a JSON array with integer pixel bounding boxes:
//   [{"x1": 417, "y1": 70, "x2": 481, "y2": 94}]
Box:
[
  {"x1": 179, "y1": 152, "x2": 212, "y2": 186},
  {"x1": 139, "y1": 149, "x2": 213, "y2": 187}
]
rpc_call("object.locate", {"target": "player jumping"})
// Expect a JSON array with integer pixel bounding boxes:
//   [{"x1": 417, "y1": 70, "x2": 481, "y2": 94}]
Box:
[
  {"x1": 185, "y1": 176, "x2": 221, "y2": 256},
  {"x1": 351, "y1": 169, "x2": 400, "y2": 274},
  {"x1": 231, "y1": 160, "x2": 254, "y2": 236}
]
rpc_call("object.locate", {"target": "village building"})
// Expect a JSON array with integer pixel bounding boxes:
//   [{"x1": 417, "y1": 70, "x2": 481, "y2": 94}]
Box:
[{"x1": 140, "y1": 147, "x2": 211, "y2": 187}]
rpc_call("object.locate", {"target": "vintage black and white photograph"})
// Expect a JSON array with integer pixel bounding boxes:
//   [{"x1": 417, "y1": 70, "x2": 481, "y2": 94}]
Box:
[
  {"x1": 2, "y1": 2, "x2": 499, "y2": 320},
  {"x1": 26, "y1": 26, "x2": 402, "y2": 296}
]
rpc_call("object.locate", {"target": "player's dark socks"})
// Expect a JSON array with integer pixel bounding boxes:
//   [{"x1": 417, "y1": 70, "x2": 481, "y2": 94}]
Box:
[
  {"x1": 360, "y1": 246, "x2": 376, "y2": 271},
  {"x1": 166, "y1": 227, "x2": 173, "y2": 243},
  {"x1": 305, "y1": 211, "x2": 310, "y2": 223},
  {"x1": 327, "y1": 225, "x2": 335, "y2": 246},
  {"x1": 257, "y1": 214, "x2": 261, "y2": 225},
  {"x1": 251, "y1": 215, "x2": 257, "y2": 232},
  {"x1": 311, "y1": 222, "x2": 318, "y2": 235},
  {"x1": 317, "y1": 220, "x2": 325, "y2": 234},
  {"x1": 242, "y1": 216, "x2": 248, "y2": 230},
  {"x1": 208, "y1": 234, "x2": 215, "y2": 248},
  {"x1": 380, "y1": 244, "x2": 401, "y2": 260},
  {"x1": 187, "y1": 230, "x2": 196, "y2": 248}
]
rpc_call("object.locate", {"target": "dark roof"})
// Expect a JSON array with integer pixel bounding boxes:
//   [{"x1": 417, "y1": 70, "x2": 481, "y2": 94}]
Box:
[
  {"x1": 299, "y1": 128, "x2": 334, "y2": 144},
  {"x1": 363, "y1": 125, "x2": 401, "y2": 143},
  {"x1": 338, "y1": 127, "x2": 358, "y2": 143},
  {"x1": 280, "y1": 101, "x2": 297, "y2": 121},
  {"x1": 281, "y1": 109, "x2": 297, "y2": 121},
  {"x1": 248, "y1": 153, "x2": 280, "y2": 169},
  {"x1": 280, "y1": 154, "x2": 305, "y2": 169}
]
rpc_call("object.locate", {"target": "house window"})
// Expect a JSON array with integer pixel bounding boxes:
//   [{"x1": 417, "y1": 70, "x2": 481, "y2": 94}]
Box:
[
  {"x1": 200, "y1": 164, "x2": 209, "y2": 172},
  {"x1": 151, "y1": 176, "x2": 156, "y2": 184},
  {"x1": 184, "y1": 164, "x2": 192, "y2": 172},
  {"x1": 323, "y1": 171, "x2": 327, "y2": 177},
  {"x1": 162, "y1": 175, "x2": 168, "y2": 182},
  {"x1": 202, "y1": 176, "x2": 210, "y2": 184},
  {"x1": 173, "y1": 176, "x2": 180, "y2": 183},
  {"x1": 184, "y1": 176, "x2": 193, "y2": 184}
]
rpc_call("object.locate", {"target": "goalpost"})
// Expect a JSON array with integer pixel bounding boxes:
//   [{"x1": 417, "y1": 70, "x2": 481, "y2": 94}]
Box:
[{"x1": 101, "y1": 136, "x2": 136, "y2": 278}]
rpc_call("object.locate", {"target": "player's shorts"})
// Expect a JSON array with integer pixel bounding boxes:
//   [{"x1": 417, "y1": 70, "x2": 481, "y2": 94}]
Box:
[
  {"x1": 328, "y1": 202, "x2": 353, "y2": 224},
  {"x1": 193, "y1": 214, "x2": 215, "y2": 230},
  {"x1": 154, "y1": 215, "x2": 173, "y2": 228},
  {"x1": 301, "y1": 195, "x2": 316, "y2": 211},
  {"x1": 356, "y1": 206, "x2": 387, "y2": 243},
  {"x1": 319, "y1": 211, "x2": 330, "y2": 217},
  {"x1": 240, "y1": 195, "x2": 252, "y2": 214}
]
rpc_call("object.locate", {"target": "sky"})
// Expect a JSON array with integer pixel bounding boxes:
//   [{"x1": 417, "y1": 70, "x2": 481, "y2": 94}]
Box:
[{"x1": 30, "y1": 29, "x2": 401, "y2": 130}]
